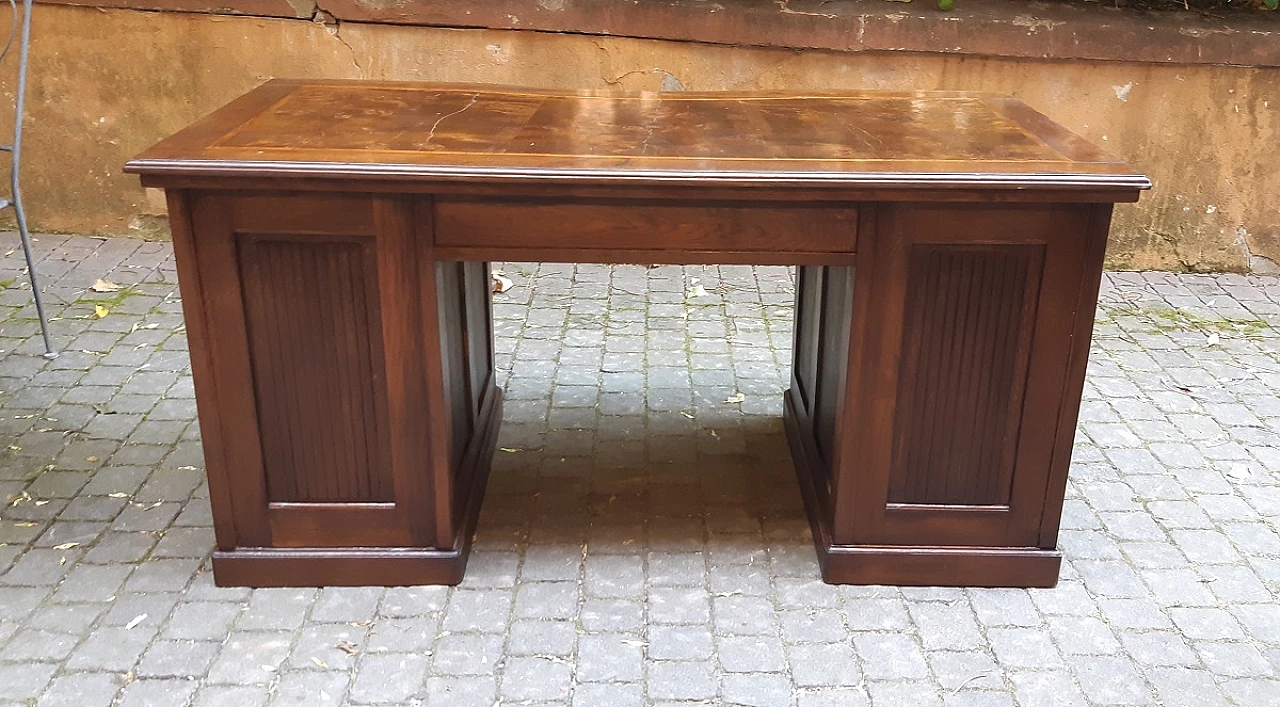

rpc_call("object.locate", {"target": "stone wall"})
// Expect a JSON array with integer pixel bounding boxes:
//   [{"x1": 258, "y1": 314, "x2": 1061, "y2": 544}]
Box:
[{"x1": 6, "y1": 0, "x2": 1279, "y2": 271}]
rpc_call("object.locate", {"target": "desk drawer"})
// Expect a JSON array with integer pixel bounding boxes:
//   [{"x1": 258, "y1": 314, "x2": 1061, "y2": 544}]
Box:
[{"x1": 432, "y1": 199, "x2": 858, "y2": 257}]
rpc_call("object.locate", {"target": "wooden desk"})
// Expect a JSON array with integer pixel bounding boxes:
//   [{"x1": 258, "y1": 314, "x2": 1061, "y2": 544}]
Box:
[{"x1": 126, "y1": 80, "x2": 1149, "y2": 588}]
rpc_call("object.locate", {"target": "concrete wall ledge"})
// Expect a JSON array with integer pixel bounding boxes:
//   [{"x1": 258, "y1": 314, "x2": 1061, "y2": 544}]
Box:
[{"x1": 38, "y1": 0, "x2": 1280, "y2": 68}]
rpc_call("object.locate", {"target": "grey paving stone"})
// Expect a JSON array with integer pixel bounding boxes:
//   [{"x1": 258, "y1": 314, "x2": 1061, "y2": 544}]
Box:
[
  {"x1": 650, "y1": 585, "x2": 711, "y2": 624},
  {"x1": 648, "y1": 660, "x2": 718, "y2": 701},
  {"x1": 1071, "y1": 655, "x2": 1155, "y2": 705},
  {"x1": 432, "y1": 633, "x2": 505, "y2": 676},
  {"x1": 718, "y1": 634, "x2": 787, "y2": 672},
  {"x1": 136, "y1": 639, "x2": 220, "y2": 677},
  {"x1": 986, "y1": 628, "x2": 1066, "y2": 670},
  {"x1": 66, "y1": 625, "x2": 157, "y2": 671},
  {"x1": 311, "y1": 586, "x2": 384, "y2": 623},
  {"x1": 441, "y1": 589, "x2": 512, "y2": 633},
  {"x1": 515, "y1": 580, "x2": 579, "y2": 620},
  {"x1": 365, "y1": 617, "x2": 438, "y2": 654},
  {"x1": 579, "y1": 599, "x2": 644, "y2": 632},
  {"x1": 288, "y1": 623, "x2": 365, "y2": 672},
  {"x1": 424, "y1": 676, "x2": 497, "y2": 707},
  {"x1": 36, "y1": 672, "x2": 123, "y2": 707},
  {"x1": 578, "y1": 633, "x2": 645, "y2": 681},
  {"x1": 853, "y1": 633, "x2": 930, "y2": 680},
  {"x1": 206, "y1": 631, "x2": 293, "y2": 684},
  {"x1": 124, "y1": 557, "x2": 201, "y2": 592},
  {"x1": 269, "y1": 670, "x2": 349, "y2": 706},
  {"x1": 235, "y1": 588, "x2": 315, "y2": 631},
  {"x1": 509, "y1": 619, "x2": 578, "y2": 656},
  {"x1": 713, "y1": 595, "x2": 777, "y2": 635},
  {"x1": 572, "y1": 682, "x2": 644, "y2": 707},
  {"x1": 0, "y1": 661, "x2": 57, "y2": 701},
  {"x1": 118, "y1": 678, "x2": 199, "y2": 707},
  {"x1": 908, "y1": 602, "x2": 984, "y2": 650},
  {"x1": 161, "y1": 600, "x2": 242, "y2": 640},
  {"x1": 865, "y1": 681, "x2": 943, "y2": 707},
  {"x1": 350, "y1": 653, "x2": 429, "y2": 703},
  {"x1": 722, "y1": 672, "x2": 794, "y2": 707},
  {"x1": 797, "y1": 687, "x2": 872, "y2": 707},
  {"x1": 193, "y1": 686, "x2": 271, "y2": 707},
  {"x1": 25, "y1": 603, "x2": 105, "y2": 635},
  {"x1": 1, "y1": 627, "x2": 78, "y2": 661},
  {"x1": 501, "y1": 656, "x2": 573, "y2": 702},
  {"x1": 378, "y1": 585, "x2": 448, "y2": 617},
  {"x1": 1009, "y1": 671, "x2": 1088, "y2": 707}
]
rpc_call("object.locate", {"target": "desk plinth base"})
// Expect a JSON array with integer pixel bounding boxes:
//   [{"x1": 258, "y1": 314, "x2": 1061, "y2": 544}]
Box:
[
  {"x1": 784, "y1": 388, "x2": 1062, "y2": 588},
  {"x1": 210, "y1": 390, "x2": 503, "y2": 588}
]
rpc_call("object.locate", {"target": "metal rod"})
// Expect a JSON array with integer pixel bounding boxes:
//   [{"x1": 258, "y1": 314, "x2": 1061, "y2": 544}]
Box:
[{"x1": 11, "y1": 0, "x2": 54, "y2": 357}]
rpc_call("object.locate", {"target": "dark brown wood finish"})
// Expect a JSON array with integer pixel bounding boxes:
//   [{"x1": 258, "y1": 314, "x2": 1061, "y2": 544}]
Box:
[
  {"x1": 128, "y1": 80, "x2": 1149, "y2": 194},
  {"x1": 129, "y1": 80, "x2": 1146, "y2": 588}
]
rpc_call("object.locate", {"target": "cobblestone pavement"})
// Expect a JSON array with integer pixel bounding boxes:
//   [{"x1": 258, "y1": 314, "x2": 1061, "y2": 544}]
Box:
[{"x1": 1, "y1": 233, "x2": 1279, "y2": 706}]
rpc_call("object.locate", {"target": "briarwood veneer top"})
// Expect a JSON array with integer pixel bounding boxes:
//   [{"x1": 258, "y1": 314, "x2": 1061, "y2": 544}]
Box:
[{"x1": 127, "y1": 79, "x2": 1150, "y2": 195}]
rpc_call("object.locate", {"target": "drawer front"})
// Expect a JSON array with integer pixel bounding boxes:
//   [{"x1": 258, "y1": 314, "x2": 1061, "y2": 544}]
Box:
[{"x1": 433, "y1": 199, "x2": 858, "y2": 256}]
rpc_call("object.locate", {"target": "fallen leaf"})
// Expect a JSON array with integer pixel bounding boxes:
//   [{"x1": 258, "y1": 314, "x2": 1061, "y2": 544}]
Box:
[
  {"x1": 681, "y1": 411, "x2": 695, "y2": 419},
  {"x1": 499, "y1": 447, "x2": 522, "y2": 453},
  {"x1": 685, "y1": 284, "x2": 709, "y2": 300},
  {"x1": 14, "y1": 522, "x2": 36, "y2": 528},
  {"x1": 7, "y1": 445, "x2": 19, "y2": 451},
  {"x1": 34, "y1": 500, "x2": 48, "y2": 506},
  {"x1": 724, "y1": 393, "x2": 746, "y2": 404},
  {"x1": 90, "y1": 278, "x2": 123, "y2": 293},
  {"x1": 53, "y1": 542, "x2": 80, "y2": 550},
  {"x1": 94, "y1": 304, "x2": 109, "y2": 319},
  {"x1": 336, "y1": 641, "x2": 359, "y2": 655},
  {"x1": 1227, "y1": 464, "x2": 1253, "y2": 480},
  {"x1": 491, "y1": 272, "x2": 513, "y2": 294},
  {"x1": 124, "y1": 613, "x2": 148, "y2": 630},
  {"x1": 108, "y1": 493, "x2": 130, "y2": 498},
  {"x1": 311, "y1": 657, "x2": 329, "y2": 669},
  {"x1": 1206, "y1": 332, "x2": 1220, "y2": 346},
  {"x1": 85, "y1": 456, "x2": 99, "y2": 462}
]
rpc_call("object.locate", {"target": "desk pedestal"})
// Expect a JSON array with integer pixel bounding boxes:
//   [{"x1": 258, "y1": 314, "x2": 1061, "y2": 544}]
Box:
[{"x1": 787, "y1": 204, "x2": 1109, "y2": 587}]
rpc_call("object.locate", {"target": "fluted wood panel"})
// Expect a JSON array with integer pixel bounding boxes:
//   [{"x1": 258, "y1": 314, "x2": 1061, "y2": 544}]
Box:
[
  {"x1": 888, "y1": 244, "x2": 1044, "y2": 506},
  {"x1": 238, "y1": 236, "x2": 393, "y2": 503}
]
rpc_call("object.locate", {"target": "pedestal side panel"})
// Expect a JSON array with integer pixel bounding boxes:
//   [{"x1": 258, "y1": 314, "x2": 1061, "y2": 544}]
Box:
[
  {"x1": 238, "y1": 235, "x2": 392, "y2": 504},
  {"x1": 888, "y1": 244, "x2": 1044, "y2": 506}
]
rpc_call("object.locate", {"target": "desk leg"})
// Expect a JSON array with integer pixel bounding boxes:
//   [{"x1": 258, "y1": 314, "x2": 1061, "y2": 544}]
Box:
[{"x1": 788, "y1": 203, "x2": 1111, "y2": 587}]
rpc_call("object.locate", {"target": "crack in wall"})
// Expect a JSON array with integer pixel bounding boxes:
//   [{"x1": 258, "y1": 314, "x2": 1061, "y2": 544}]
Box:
[
  {"x1": 1235, "y1": 226, "x2": 1280, "y2": 274},
  {"x1": 775, "y1": 0, "x2": 838, "y2": 19},
  {"x1": 313, "y1": 6, "x2": 365, "y2": 78}
]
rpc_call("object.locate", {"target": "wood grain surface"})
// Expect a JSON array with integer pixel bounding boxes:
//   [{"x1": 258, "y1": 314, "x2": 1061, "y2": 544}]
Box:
[{"x1": 127, "y1": 80, "x2": 1150, "y2": 193}]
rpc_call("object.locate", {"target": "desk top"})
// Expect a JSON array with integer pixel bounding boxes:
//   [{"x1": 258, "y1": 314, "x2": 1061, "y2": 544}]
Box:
[{"x1": 127, "y1": 79, "x2": 1150, "y2": 195}]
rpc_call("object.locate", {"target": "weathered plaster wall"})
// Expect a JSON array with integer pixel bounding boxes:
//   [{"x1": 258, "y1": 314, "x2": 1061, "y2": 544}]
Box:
[{"x1": 7, "y1": 5, "x2": 1279, "y2": 271}]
